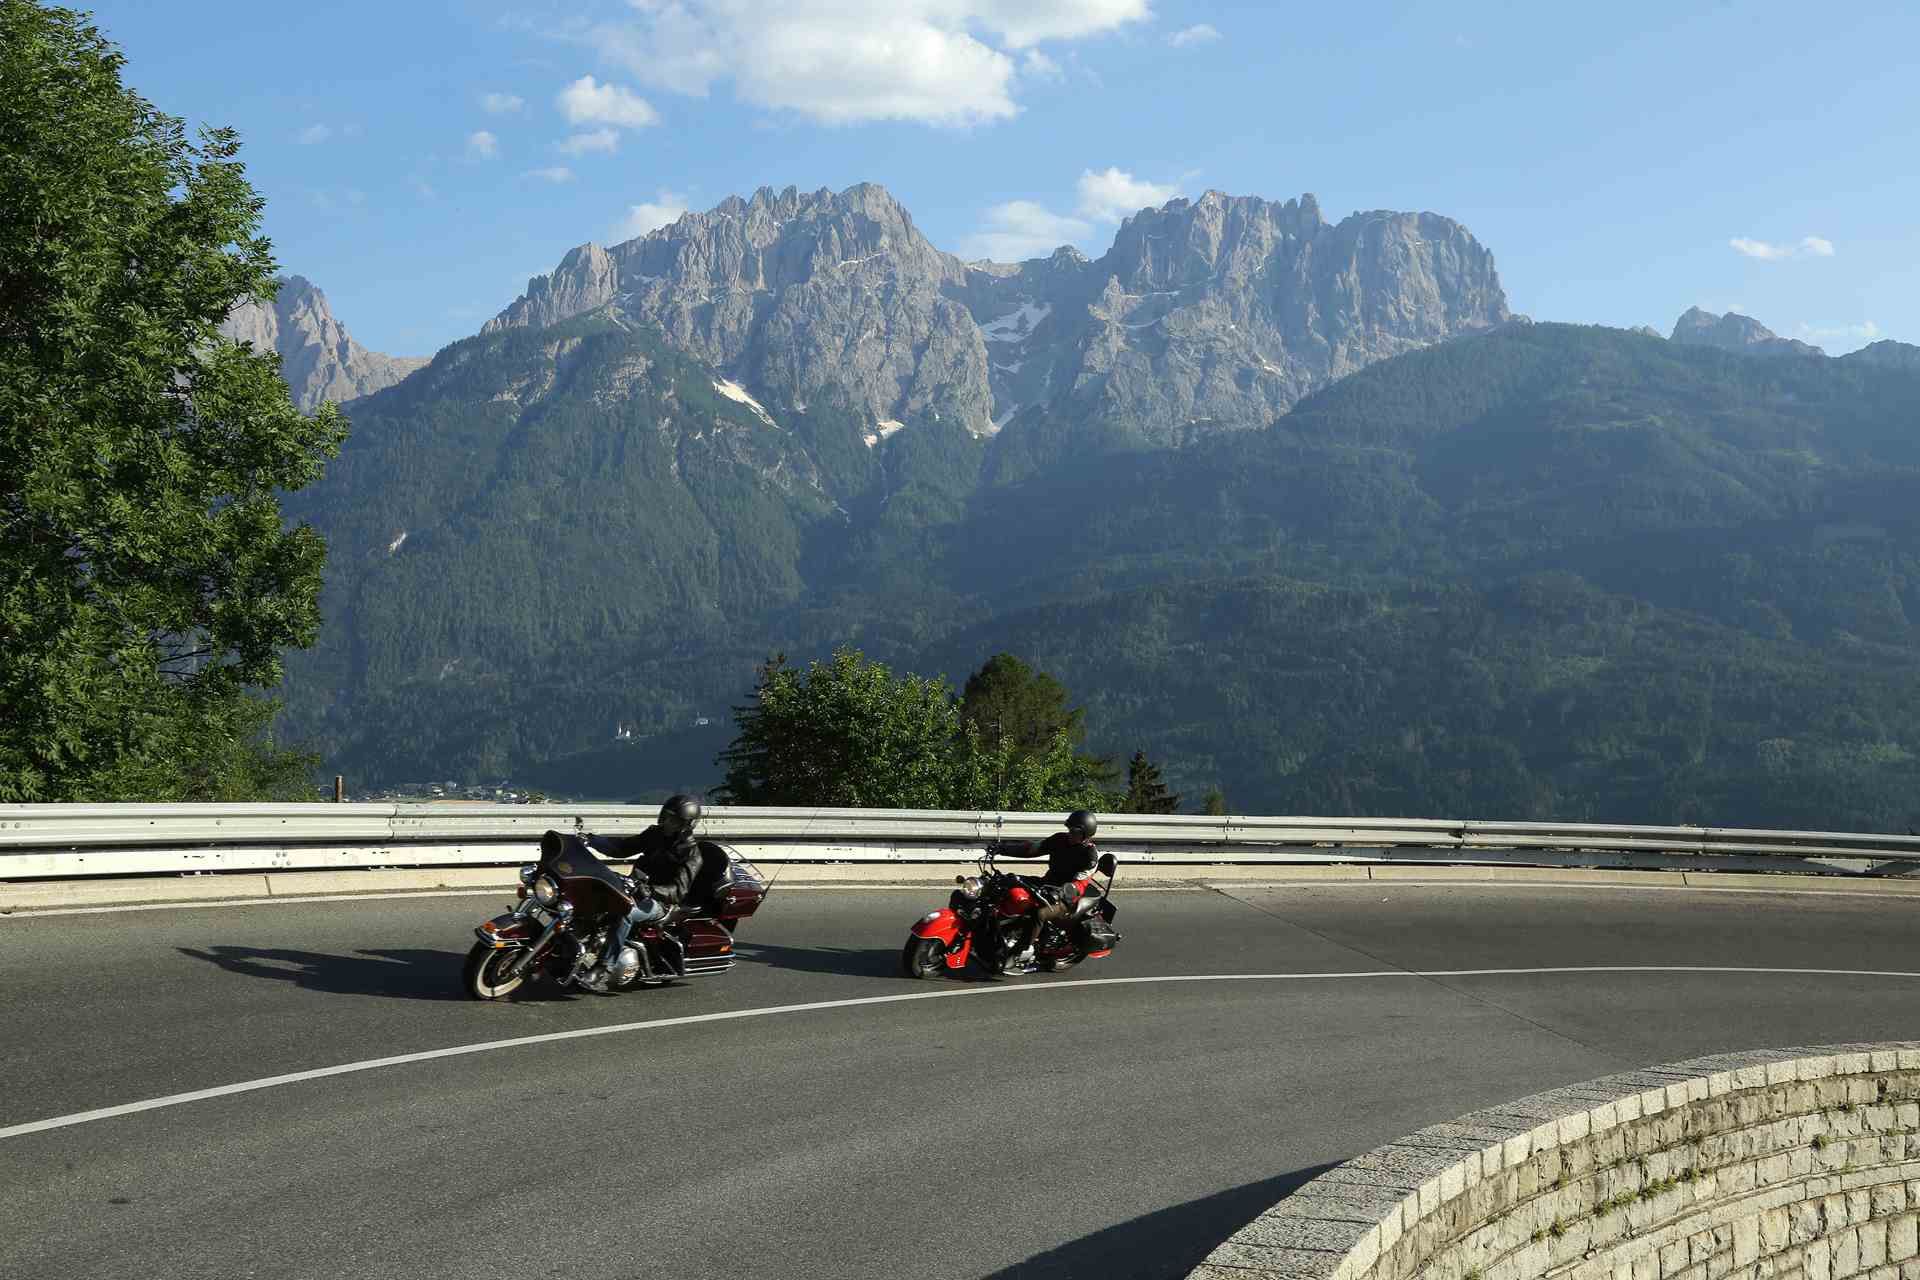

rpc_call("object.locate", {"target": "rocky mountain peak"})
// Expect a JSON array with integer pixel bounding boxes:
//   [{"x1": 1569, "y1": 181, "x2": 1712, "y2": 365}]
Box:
[
  {"x1": 478, "y1": 181, "x2": 1512, "y2": 448},
  {"x1": 221, "y1": 275, "x2": 426, "y2": 412},
  {"x1": 1670, "y1": 307, "x2": 1824, "y2": 357}
]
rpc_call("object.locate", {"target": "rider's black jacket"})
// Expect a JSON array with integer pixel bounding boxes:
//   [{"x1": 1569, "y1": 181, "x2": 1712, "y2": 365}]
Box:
[
  {"x1": 1006, "y1": 831, "x2": 1098, "y2": 887},
  {"x1": 596, "y1": 825, "x2": 701, "y2": 906}
]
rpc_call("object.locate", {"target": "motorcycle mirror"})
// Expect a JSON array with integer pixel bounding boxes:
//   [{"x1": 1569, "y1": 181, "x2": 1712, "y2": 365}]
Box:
[{"x1": 1097, "y1": 853, "x2": 1118, "y2": 876}]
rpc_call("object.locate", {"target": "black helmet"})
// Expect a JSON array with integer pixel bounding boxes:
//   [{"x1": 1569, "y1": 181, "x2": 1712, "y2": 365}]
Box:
[
  {"x1": 1065, "y1": 810, "x2": 1098, "y2": 839},
  {"x1": 658, "y1": 794, "x2": 703, "y2": 835}
]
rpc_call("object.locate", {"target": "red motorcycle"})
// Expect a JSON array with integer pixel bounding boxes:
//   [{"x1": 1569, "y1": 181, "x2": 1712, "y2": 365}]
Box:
[
  {"x1": 901, "y1": 843, "x2": 1121, "y2": 978},
  {"x1": 464, "y1": 829, "x2": 766, "y2": 999}
]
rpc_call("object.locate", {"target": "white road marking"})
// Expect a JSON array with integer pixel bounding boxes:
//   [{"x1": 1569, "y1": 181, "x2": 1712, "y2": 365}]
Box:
[{"x1": 5, "y1": 965, "x2": 1920, "y2": 1141}]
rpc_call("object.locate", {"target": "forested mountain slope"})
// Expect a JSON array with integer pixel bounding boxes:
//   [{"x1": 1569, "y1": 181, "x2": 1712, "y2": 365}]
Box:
[{"x1": 281, "y1": 320, "x2": 1920, "y2": 830}]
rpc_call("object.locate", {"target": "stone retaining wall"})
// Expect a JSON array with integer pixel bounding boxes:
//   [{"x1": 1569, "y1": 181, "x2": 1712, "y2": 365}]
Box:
[{"x1": 1192, "y1": 1044, "x2": 1920, "y2": 1280}]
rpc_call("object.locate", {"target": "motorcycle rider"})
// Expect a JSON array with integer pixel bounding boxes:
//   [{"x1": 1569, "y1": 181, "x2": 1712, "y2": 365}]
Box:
[
  {"x1": 579, "y1": 794, "x2": 705, "y2": 991},
  {"x1": 992, "y1": 809, "x2": 1100, "y2": 972}
]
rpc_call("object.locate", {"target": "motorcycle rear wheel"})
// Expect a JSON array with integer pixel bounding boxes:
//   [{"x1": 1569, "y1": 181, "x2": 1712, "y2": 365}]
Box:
[
  {"x1": 464, "y1": 942, "x2": 529, "y2": 1000},
  {"x1": 901, "y1": 936, "x2": 949, "y2": 979}
]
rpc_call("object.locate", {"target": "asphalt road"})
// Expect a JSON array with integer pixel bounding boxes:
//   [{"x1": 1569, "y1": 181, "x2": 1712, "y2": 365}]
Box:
[{"x1": 4, "y1": 880, "x2": 1918, "y2": 1280}]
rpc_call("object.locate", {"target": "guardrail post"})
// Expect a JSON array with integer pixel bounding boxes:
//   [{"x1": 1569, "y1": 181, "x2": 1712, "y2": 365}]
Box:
[{"x1": 333, "y1": 776, "x2": 345, "y2": 804}]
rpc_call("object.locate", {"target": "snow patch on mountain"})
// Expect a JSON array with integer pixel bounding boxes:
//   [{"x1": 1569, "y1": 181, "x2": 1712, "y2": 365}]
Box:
[
  {"x1": 713, "y1": 379, "x2": 778, "y2": 427},
  {"x1": 981, "y1": 302, "x2": 1050, "y2": 343},
  {"x1": 862, "y1": 418, "x2": 907, "y2": 448}
]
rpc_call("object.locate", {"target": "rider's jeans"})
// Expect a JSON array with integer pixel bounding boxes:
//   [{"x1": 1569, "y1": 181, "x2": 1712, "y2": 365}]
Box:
[{"x1": 606, "y1": 895, "x2": 666, "y2": 970}]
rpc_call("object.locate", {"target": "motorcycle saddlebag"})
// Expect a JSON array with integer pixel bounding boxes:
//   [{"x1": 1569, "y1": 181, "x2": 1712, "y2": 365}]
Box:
[{"x1": 1077, "y1": 915, "x2": 1121, "y2": 954}]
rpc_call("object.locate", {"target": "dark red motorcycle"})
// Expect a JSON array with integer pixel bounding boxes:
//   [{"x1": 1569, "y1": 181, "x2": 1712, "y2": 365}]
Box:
[
  {"x1": 901, "y1": 843, "x2": 1121, "y2": 979},
  {"x1": 464, "y1": 829, "x2": 766, "y2": 999}
]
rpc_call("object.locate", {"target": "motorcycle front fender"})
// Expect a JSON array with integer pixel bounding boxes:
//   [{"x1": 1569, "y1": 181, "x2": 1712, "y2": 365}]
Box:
[
  {"x1": 475, "y1": 912, "x2": 536, "y2": 948},
  {"x1": 910, "y1": 908, "x2": 963, "y2": 944}
]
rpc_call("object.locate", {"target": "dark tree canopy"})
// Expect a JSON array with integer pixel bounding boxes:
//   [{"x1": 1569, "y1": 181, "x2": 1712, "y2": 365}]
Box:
[
  {"x1": 716, "y1": 648, "x2": 1108, "y2": 811},
  {"x1": 0, "y1": 4, "x2": 345, "y2": 800},
  {"x1": 959, "y1": 653, "x2": 1086, "y2": 755},
  {"x1": 1121, "y1": 750, "x2": 1181, "y2": 814}
]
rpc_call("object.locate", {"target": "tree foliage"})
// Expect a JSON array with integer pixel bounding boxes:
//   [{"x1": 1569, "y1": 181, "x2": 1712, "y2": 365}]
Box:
[
  {"x1": 0, "y1": 5, "x2": 343, "y2": 800},
  {"x1": 716, "y1": 648, "x2": 1107, "y2": 811},
  {"x1": 959, "y1": 653, "x2": 1086, "y2": 754},
  {"x1": 1121, "y1": 750, "x2": 1181, "y2": 814}
]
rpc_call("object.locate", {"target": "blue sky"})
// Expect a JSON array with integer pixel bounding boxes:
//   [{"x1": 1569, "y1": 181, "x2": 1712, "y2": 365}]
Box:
[{"x1": 86, "y1": 0, "x2": 1919, "y2": 357}]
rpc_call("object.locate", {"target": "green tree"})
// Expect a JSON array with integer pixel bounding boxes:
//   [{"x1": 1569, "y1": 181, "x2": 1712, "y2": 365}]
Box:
[
  {"x1": 1200, "y1": 787, "x2": 1228, "y2": 816},
  {"x1": 0, "y1": 5, "x2": 345, "y2": 800},
  {"x1": 717, "y1": 647, "x2": 1115, "y2": 811},
  {"x1": 716, "y1": 650, "x2": 959, "y2": 808},
  {"x1": 1121, "y1": 750, "x2": 1181, "y2": 813},
  {"x1": 959, "y1": 653, "x2": 1086, "y2": 755}
]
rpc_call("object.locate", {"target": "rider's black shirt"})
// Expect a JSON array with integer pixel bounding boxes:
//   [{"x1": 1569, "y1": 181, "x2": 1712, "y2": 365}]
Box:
[
  {"x1": 596, "y1": 824, "x2": 701, "y2": 905},
  {"x1": 1014, "y1": 831, "x2": 1098, "y2": 887}
]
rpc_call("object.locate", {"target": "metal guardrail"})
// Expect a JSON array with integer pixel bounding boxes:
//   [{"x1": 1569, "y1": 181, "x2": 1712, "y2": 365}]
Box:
[{"x1": 2, "y1": 804, "x2": 1918, "y2": 880}]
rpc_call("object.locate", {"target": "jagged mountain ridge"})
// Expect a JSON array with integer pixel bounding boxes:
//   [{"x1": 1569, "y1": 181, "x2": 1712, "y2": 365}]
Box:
[
  {"x1": 1669, "y1": 306, "x2": 1825, "y2": 359},
  {"x1": 221, "y1": 275, "x2": 427, "y2": 412},
  {"x1": 481, "y1": 183, "x2": 1512, "y2": 445}
]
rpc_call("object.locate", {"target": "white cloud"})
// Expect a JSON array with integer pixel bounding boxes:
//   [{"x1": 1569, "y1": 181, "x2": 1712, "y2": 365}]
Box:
[
  {"x1": 1730, "y1": 238, "x2": 1790, "y2": 261},
  {"x1": 297, "y1": 123, "x2": 332, "y2": 144},
  {"x1": 1076, "y1": 166, "x2": 1180, "y2": 220},
  {"x1": 523, "y1": 166, "x2": 575, "y2": 183},
  {"x1": 614, "y1": 190, "x2": 690, "y2": 241},
  {"x1": 467, "y1": 130, "x2": 499, "y2": 159},
  {"x1": 1168, "y1": 23, "x2": 1220, "y2": 47},
  {"x1": 959, "y1": 200, "x2": 1094, "y2": 261},
  {"x1": 481, "y1": 92, "x2": 526, "y2": 114},
  {"x1": 1730, "y1": 235, "x2": 1836, "y2": 261},
  {"x1": 557, "y1": 74, "x2": 660, "y2": 128},
  {"x1": 1022, "y1": 48, "x2": 1063, "y2": 79},
  {"x1": 586, "y1": 0, "x2": 1150, "y2": 127},
  {"x1": 558, "y1": 127, "x2": 621, "y2": 156}
]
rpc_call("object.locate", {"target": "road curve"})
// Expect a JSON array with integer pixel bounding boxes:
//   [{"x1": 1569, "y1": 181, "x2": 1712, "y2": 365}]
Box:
[{"x1": 4, "y1": 881, "x2": 1918, "y2": 1279}]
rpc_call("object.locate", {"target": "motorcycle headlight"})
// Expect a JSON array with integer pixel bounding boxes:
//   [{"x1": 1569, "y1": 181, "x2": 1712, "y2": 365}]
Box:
[
  {"x1": 954, "y1": 875, "x2": 982, "y2": 898},
  {"x1": 532, "y1": 874, "x2": 562, "y2": 909},
  {"x1": 518, "y1": 865, "x2": 537, "y2": 886}
]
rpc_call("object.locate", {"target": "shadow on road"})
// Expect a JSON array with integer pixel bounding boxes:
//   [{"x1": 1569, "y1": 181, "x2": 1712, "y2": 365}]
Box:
[
  {"x1": 177, "y1": 945, "x2": 484, "y2": 1002},
  {"x1": 981, "y1": 1162, "x2": 1340, "y2": 1279},
  {"x1": 730, "y1": 942, "x2": 911, "y2": 980}
]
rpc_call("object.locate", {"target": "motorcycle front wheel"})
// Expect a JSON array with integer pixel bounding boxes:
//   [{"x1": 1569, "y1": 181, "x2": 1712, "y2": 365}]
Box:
[
  {"x1": 901, "y1": 936, "x2": 949, "y2": 979},
  {"x1": 464, "y1": 942, "x2": 530, "y2": 1000}
]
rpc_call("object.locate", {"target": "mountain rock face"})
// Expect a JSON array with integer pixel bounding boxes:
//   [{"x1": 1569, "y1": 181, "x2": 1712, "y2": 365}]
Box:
[
  {"x1": 1841, "y1": 339, "x2": 1920, "y2": 369},
  {"x1": 965, "y1": 192, "x2": 1512, "y2": 445},
  {"x1": 482, "y1": 183, "x2": 1511, "y2": 446},
  {"x1": 222, "y1": 276, "x2": 428, "y2": 411},
  {"x1": 1670, "y1": 307, "x2": 1824, "y2": 358},
  {"x1": 487, "y1": 185, "x2": 992, "y2": 435}
]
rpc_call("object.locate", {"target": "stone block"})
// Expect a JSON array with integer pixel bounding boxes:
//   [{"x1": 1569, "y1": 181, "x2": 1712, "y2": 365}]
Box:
[
  {"x1": 1791, "y1": 1202, "x2": 1825, "y2": 1246},
  {"x1": 1896, "y1": 1052, "x2": 1920, "y2": 1073},
  {"x1": 1664, "y1": 1241, "x2": 1693, "y2": 1276},
  {"x1": 1811, "y1": 1238, "x2": 1834, "y2": 1280},
  {"x1": 1740, "y1": 1219, "x2": 1765, "y2": 1266},
  {"x1": 1204, "y1": 1240, "x2": 1346, "y2": 1275},
  {"x1": 1874, "y1": 1187, "x2": 1909, "y2": 1219},
  {"x1": 1873, "y1": 1054, "x2": 1900, "y2": 1074},
  {"x1": 1837, "y1": 1229, "x2": 1862, "y2": 1279},
  {"x1": 1891, "y1": 1215, "x2": 1917, "y2": 1263},
  {"x1": 1764, "y1": 1209, "x2": 1794, "y2": 1254},
  {"x1": 1864, "y1": 1222, "x2": 1890, "y2": 1271}
]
